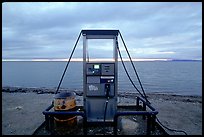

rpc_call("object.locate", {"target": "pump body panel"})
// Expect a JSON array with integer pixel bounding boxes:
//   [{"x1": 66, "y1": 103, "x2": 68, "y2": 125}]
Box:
[
  {"x1": 85, "y1": 63, "x2": 117, "y2": 122},
  {"x1": 82, "y1": 30, "x2": 119, "y2": 123}
]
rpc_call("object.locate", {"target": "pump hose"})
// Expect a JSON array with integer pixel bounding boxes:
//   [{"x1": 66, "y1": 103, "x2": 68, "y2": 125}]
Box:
[
  {"x1": 117, "y1": 31, "x2": 187, "y2": 135},
  {"x1": 117, "y1": 44, "x2": 150, "y2": 104},
  {"x1": 119, "y1": 32, "x2": 148, "y2": 102},
  {"x1": 103, "y1": 97, "x2": 109, "y2": 135}
]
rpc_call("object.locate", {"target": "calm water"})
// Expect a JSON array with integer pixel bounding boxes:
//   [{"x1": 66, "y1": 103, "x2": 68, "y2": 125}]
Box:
[{"x1": 2, "y1": 61, "x2": 202, "y2": 96}]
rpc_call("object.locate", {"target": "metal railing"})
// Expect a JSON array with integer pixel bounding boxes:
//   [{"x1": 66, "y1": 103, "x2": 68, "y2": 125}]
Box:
[
  {"x1": 42, "y1": 95, "x2": 158, "y2": 135},
  {"x1": 114, "y1": 96, "x2": 158, "y2": 135}
]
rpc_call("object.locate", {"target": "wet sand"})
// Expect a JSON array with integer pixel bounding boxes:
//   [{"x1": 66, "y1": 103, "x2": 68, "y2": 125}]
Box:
[{"x1": 2, "y1": 87, "x2": 202, "y2": 135}]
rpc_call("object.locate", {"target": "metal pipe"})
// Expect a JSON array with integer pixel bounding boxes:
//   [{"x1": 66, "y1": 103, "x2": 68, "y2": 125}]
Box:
[
  {"x1": 43, "y1": 111, "x2": 85, "y2": 117},
  {"x1": 142, "y1": 104, "x2": 147, "y2": 120},
  {"x1": 115, "y1": 111, "x2": 158, "y2": 116}
]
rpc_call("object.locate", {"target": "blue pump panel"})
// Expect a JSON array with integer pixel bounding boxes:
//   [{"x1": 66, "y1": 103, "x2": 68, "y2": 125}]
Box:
[{"x1": 85, "y1": 62, "x2": 116, "y2": 122}]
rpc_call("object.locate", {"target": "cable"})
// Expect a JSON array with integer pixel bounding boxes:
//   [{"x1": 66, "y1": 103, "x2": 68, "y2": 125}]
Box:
[
  {"x1": 156, "y1": 117, "x2": 187, "y2": 135},
  {"x1": 117, "y1": 31, "x2": 187, "y2": 135},
  {"x1": 119, "y1": 31, "x2": 148, "y2": 102},
  {"x1": 117, "y1": 44, "x2": 149, "y2": 103},
  {"x1": 55, "y1": 31, "x2": 82, "y2": 94}
]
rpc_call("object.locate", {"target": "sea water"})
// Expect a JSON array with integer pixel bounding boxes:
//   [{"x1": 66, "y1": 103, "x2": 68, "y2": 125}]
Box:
[{"x1": 2, "y1": 61, "x2": 202, "y2": 96}]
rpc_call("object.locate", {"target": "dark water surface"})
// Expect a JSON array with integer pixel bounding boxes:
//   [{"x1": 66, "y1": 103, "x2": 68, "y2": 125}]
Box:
[{"x1": 2, "y1": 61, "x2": 202, "y2": 96}]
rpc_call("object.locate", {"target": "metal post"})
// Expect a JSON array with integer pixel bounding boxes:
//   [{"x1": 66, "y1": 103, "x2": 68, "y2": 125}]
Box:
[
  {"x1": 50, "y1": 116, "x2": 54, "y2": 135},
  {"x1": 142, "y1": 103, "x2": 146, "y2": 120},
  {"x1": 147, "y1": 115, "x2": 151, "y2": 135},
  {"x1": 83, "y1": 116, "x2": 87, "y2": 135},
  {"x1": 114, "y1": 36, "x2": 118, "y2": 100},
  {"x1": 151, "y1": 115, "x2": 156, "y2": 131},
  {"x1": 114, "y1": 115, "x2": 118, "y2": 135},
  {"x1": 45, "y1": 115, "x2": 50, "y2": 131},
  {"x1": 83, "y1": 34, "x2": 87, "y2": 108}
]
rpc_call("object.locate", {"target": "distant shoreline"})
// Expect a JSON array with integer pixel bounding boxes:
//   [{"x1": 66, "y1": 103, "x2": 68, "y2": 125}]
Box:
[
  {"x1": 2, "y1": 86, "x2": 202, "y2": 101},
  {"x1": 2, "y1": 59, "x2": 202, "y2": 62}
]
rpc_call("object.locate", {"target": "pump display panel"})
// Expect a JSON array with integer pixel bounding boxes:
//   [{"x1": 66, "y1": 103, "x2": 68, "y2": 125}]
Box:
[{"x1": 94, "y1": 64, "x2": 100, "y2": 69}]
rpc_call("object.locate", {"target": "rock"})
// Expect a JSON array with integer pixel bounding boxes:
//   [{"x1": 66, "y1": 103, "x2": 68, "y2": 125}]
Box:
[
  {"x1": 37, "y1": 90, "x2": 44, "y2": 94},
  {"x1": 120, "y1": 118, "x2": 139, "y2": 135},
  {"x1": 15, "y1": 106, "x2": 23, "y2": 110}
]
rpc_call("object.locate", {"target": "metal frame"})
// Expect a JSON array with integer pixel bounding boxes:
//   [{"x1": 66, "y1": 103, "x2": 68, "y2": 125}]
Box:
[
  {"x1": 82, "y1": 30, "x2": 119, "y2": 123},
  {"x1": 42, "y1": 95, "x2": 159, "y2": 135},
  {"x1": 38, "y1": 30, "x2": 162, "y2": 135}
]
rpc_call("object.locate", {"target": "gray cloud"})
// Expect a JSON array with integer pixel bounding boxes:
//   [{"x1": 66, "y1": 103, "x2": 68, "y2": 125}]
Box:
[{"x1": 2, "y1": 2, "x2": 202, "y2": 60}]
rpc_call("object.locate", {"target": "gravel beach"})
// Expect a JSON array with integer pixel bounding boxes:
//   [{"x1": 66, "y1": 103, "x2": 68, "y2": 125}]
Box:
[{"x1": 2, "y1": 87, "x2": 202, "y2": 135}]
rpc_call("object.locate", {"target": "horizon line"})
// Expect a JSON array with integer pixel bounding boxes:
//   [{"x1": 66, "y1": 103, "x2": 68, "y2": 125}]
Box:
[{"x1": 2, "y1": 58, "x2": 202, "y2": 62}]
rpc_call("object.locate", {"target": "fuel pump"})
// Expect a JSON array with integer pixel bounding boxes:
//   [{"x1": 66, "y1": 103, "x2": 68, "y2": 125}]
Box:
[{"x1": 82, "y1": 30, "x2": 119, "y2": 123}]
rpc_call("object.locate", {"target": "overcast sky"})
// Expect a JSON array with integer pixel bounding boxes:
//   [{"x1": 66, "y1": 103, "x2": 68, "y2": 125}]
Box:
[{"x1": 2, "y1": 2, "x2": 202, "y2": 60}]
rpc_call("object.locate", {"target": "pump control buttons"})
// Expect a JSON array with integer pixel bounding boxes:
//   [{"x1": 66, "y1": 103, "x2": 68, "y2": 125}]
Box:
[
  {"x1": 100, "y1": 76, "x2": 114, "y2": 83},
  {"x1": 101, "y1": 64, "x2": 114, "y2": 75}
]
